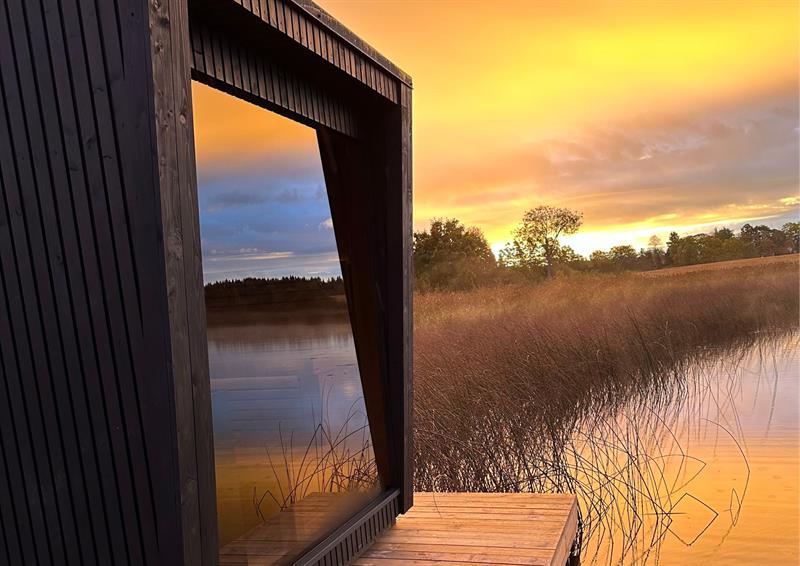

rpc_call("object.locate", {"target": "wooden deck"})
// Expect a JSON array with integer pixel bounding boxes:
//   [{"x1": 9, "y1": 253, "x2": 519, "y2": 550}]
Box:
[
  {"x1": 220, "y1": 492, "x2": 578, "y2": 566},
  {"x1": 353, "y1": 493, "x2": 578, "y2": 566}
]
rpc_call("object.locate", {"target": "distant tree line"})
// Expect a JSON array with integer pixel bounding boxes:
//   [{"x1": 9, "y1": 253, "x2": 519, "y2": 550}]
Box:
[
  {"x1": 413, "y1": 209, "x2": 799, "y2": 292},
  {"x1": 205, "y1": 276, "x2": 345, "y2": 308}
]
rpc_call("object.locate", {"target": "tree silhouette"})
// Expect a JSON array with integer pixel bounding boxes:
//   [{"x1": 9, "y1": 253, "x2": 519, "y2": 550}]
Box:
[
  {"x1": 413, "y1": 218, "x2": 496, "y2": 291},
  {"x1": 500, "y1": 206, "x2": 583, "y2": 279}
]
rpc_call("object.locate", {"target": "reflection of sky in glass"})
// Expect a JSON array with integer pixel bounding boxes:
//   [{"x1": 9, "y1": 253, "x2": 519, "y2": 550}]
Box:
[
  {"x1": 194, "y1": 87, "x2": 379, "y2": 557},
  {"x1": 194, "y1": 86, "x2": 337, "y2": 283}
]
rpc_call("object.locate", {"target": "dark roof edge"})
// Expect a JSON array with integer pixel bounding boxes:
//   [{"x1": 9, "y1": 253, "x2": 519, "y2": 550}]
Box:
[{"x1": 293, "y1": 0, "x2": 412, "y2": 88}]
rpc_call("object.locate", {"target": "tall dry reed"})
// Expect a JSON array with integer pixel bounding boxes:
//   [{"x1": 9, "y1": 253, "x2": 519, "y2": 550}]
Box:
[{"x1": 413, "y1": 260, "x2": 799, "y2": 562}]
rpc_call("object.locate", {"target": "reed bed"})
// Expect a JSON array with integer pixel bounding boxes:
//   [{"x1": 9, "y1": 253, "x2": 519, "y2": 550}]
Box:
[{"x1": 413, "y1": 260, "x2": 799, "y2": 563}]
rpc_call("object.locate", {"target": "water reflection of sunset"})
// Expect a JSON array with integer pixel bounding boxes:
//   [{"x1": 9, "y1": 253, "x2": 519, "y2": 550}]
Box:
[{"x1": 584, "y1": 336, "x2": 799, "y2": 564}]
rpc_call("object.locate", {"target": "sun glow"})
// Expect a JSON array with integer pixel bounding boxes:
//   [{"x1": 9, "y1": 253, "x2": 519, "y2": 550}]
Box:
[
  {"x1": 193, "y1": 1, "x2": 799, "y2": 260},
  {"x1": 318, "y1": 0, "x2": 799, "y2": 250}
]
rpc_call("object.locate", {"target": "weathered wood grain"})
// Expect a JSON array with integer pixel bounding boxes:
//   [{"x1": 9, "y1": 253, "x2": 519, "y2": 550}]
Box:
[
  {"x1": 149, "y1": 0, "x2": 219, "y2": 563},
  {"x1": 189, "y1": 15, "x2": 360, "y2": 137},
  {"x1": 0, "y1": 0, "x2": 185, "y2": 564}
]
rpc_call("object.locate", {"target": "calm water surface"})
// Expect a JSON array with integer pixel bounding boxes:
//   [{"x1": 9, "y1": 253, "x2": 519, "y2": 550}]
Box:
[
  {"x1": 208, "y1": 319, "x2": 798, "y2": 564},
  {"x1": 584, "y1": 334, "x2": 799, "y2": 565}
]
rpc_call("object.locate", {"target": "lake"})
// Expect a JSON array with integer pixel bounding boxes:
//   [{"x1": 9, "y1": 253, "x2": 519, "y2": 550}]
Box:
[
  {"x1": 582, "y1": 333, "x2": 799, "y2": 565},
  {"x1": 207, "y1": 313, "x2": 798, "y2": 565}
]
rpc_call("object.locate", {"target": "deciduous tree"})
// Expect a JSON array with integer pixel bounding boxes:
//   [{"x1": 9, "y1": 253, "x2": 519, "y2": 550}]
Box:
[
  {"x1": 413, "y1": 218, "x2": 496, "y2": 290},
  {"x1": 500, "y1": 206, "x2": 583, "y2": 278}
]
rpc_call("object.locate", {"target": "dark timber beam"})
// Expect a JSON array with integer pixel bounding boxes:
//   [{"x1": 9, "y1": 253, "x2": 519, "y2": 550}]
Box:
[
  {"x1": 188, "y1": 15, "x2": 362, "y2": 137},
  {"x1": 317, "y1": 128, "x2": 394, "y2": 486},
  {"x1": 395, "y1": 83, "x2": 414, "y2": 513},
  {"x1": 149, "y1": 0, "x2": 219, "y2": 564},
  {"x1": 317, "y1": 82, "x2": 413, "y2": 512}
]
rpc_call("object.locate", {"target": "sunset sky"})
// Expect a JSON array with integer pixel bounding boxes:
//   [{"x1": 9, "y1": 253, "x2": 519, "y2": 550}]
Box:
[{"x1": 193, "y1": 0, "x2": 798, "y2": 280}]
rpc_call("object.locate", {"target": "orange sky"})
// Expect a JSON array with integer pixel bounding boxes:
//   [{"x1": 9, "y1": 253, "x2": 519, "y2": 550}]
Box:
[{"x1": 194, "y1": 0, "x2": 799, "y2": 256}]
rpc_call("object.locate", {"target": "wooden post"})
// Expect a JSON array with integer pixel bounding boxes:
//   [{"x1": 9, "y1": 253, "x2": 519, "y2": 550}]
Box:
[
  {"x1": 149, "y1": 0, "x2": 219, "y2": 563},
  {"x1": 317, "y1": 128, "x2": 394, "y2": 488},
  {"x1": 317, "y1": 79, "x2": 413, "y2": 513}
]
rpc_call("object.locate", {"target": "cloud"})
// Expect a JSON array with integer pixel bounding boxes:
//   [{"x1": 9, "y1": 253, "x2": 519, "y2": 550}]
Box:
[
  {"x1": 205, "y1": 250, "x2": 294, "y2": 262},
  {"x1": 191, "y1": 13, "x2": 799, "y2": 273},
  {"x1": 415, "y1": 85, "x2": 799, "y2": 247},
  {"x1": 204, "y1": 188, "x2": 311, "y2": 213},
  {"x1": 194, "y1": 117, "x2": 340, "y2": 281}
]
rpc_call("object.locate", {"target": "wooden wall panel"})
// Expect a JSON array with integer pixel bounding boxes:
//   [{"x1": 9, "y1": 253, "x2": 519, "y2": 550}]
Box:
[
  {"x1": 149, "y1": 0, "x2": 220, "y2": 564},
  {"x1": 189, "y1": 18, "x2": 360, "y2": 136},
  {"x1": 317, "y1": 86, "x2": 413, "y2": 514},
  {"x1": 290, "y1": 0, "x2": 409, "y2": 100},
  {"x1": 0, "y1": 0, "x2": 412, "y2": 564},
  {"x1": 0, "y1": 0, "x2": 183, "y2": 565},
  {"x1": 317, "y1": 129, "x2": 393, "y2": 487},
  {"x1": 392, "y1": 84, "x2": 414, "y2": 512},
  {"x1": 373, "y1": 85, "x2": 413, "y2": 513}
]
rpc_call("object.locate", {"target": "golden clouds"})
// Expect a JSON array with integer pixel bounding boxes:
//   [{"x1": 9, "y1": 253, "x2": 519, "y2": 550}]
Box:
[
  {"x1": 193, "y1": 1, "x2": 799, "y2": 256},
  {"x1": 317, "y1": 0, "x2": 797, "y2": 251}
]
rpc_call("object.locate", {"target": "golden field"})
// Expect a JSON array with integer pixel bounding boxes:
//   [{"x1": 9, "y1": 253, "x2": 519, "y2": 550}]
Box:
[{"x1": 640, "y1": 253, "x2": 798, "y2": 277}]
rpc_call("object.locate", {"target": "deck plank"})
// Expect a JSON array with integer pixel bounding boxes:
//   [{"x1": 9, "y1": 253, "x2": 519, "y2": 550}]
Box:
[
  {"x1": 219, "y1": 492, "x2": 577, "y2": 566},
  {"x1": 355, "y1": 493, "x2": 577, "y2": 566}
]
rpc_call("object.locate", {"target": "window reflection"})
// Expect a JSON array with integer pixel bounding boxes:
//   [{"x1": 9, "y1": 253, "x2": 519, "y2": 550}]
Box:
[{"x1": 193, "y1": 82, "x2": 380, "y2": 564}]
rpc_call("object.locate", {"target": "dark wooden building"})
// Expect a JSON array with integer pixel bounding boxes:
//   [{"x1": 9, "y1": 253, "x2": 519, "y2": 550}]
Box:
[{"x1": 0, "y1": 0, "x2": 412, "y2": 564}]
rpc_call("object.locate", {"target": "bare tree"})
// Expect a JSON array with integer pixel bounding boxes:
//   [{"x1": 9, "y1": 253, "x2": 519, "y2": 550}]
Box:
[
  {"x1": 647, "y1": 235, "x2": 665, "y2": 268},
  {"x1": 647, "y1": 235, "x2": 663, "y2": 252}
]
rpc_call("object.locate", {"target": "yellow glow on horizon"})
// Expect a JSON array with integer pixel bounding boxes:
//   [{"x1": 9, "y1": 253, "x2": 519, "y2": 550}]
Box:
[
  {"x1": 484, "y1": 193, "x2": 800, "y2": 258},
  {"x1": 193, "y1": 1, "x2": 799, "y2": 251},
  {"x1": 324, "y1": 0, "x2": 798, "y2": 250}
]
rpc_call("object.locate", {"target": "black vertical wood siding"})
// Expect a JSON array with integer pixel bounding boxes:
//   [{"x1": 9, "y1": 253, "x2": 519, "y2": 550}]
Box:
[
  {"x1": 189, "y1": 18, "x2": 360, "y2": 137},
  {"x1": 0, "y1": 1, "x2": 183, "y2": 565},
  {"x1": 0, "y1": 0, "x2": 411, "y2": 564},
  {"x1": 238, "y1": 0, "x2": 405, "y2": 102}
]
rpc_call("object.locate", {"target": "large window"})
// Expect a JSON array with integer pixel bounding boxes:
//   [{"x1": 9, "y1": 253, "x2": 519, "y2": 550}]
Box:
[{"x1": 193, "y1": 82, "x2": 381, "y2": 563}]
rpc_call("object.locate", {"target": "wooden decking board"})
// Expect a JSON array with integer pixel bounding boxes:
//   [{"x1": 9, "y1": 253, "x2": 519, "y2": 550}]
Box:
[
  {"x1": 390, "y1": 518, "x2": 569, "y2": 531},
  {"x1": 354, "y1": 561, "x2": 548, "y2": 566},
  {"x1": 362, "y1": 547, "x2": 555, "y2": 562},
  {"x1": 368, "y1": 541, "x2": 551, "y2": 562},
  {"x1": 355, "y1": 493, "x2": 578, "y2": 566},
  {"x1": 367, "y1": 550, "x2": 555, "y2": 562},
  {"x1": 220, "y1": 492, "x2": 577, "y2": 566}
]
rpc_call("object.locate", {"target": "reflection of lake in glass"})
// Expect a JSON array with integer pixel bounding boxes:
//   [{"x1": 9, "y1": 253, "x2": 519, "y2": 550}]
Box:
[
  {"x1": 208, "y1": 314, "x2": 378, "y2": 551},
  {"x1": 582, "y1": 334, "x2": 799, "y2": 565},
  {"x1": 208, "y1": 317, "x2": 798, "y2": 564}
]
